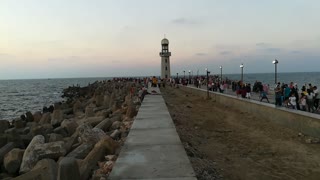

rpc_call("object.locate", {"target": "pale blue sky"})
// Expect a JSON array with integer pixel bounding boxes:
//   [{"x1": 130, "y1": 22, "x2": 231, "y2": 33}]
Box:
[{"x1": 0, "y1": 0, "x2": 319, "y2": 79}]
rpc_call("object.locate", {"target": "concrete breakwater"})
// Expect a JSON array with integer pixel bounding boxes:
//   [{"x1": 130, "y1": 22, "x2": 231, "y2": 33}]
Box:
[
  {"x1": 180, "y1": 85, "x2": 320, "y2": 138},
  {"x1": 0, "y1": 80, "x2": 142, "y2": 180}
]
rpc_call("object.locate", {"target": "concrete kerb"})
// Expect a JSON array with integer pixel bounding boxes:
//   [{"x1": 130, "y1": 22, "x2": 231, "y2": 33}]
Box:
[{"x1": 179, "y1": 85, "x2": 320, "y2": 138}]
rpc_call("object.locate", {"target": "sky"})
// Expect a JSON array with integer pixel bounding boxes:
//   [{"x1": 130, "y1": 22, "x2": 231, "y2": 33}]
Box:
[{"x1": 0, "y1": 0, "x2": 319, "y2": 79}]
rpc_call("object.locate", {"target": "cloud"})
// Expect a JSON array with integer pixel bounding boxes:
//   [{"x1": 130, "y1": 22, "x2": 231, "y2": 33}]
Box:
[
  {"x1": 220, "y1": 51, "x2": 232, "y2": 55},
  {"x1": 171, "y1": 18, "x2": 200, "y2": 25},
  {"x1": 195, "y1": 53, "x2": 207, "y2": 56}
]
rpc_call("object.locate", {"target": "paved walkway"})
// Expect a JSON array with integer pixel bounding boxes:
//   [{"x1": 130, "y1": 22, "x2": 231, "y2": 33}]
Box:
[{"x1": 108, "y1": 87, "x2": 196, "y2": 180}]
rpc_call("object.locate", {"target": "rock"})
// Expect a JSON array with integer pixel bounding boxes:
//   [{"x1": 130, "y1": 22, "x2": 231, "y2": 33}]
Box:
[
  {"x1": 62, "y1": 108, "x2": 73, "y2": 115},
  {"x1": 110, "y1": 129, "x2": 121, "y2": 140},
  {"x1": 5, "y1": 129, "x2": 24, "y2": 148},
  {"x1": 105, "y1": 155, "x2": 117, "y2": 161},
  {"x1": 48, "y1": 133, "x2": 64, "y2": 142},
  {"x1": 0, "y1": 120, "x2": 10, "y2": 133},
  {"x1": 53, "y1": 127, "x2": 68, "y2": 137},
  {"x1": 25, "y1": 112, "x2": 34, "y2": 122},
  {"x1": 66, "y1": 143, "x2": 94, "y2": 159},
  {"x1": 111, "y1": 100, "x2": 122, "y2": 112},
  {"x1": 103, "y1": 95, "x2": 111, "y2": 108},
  {"x1": 0, "y1": 134, "x2": 7, "y2": 148},
  {"x1": 51, "y1": 109, "x2": 64, "y2": 127},
  {"x1": 32, "y1": 112, "x2": 42, "y2": 123},
  {"x1": 57, "y1": 157, "x2": 80, "y2": 180},
  {"x1": 0, "y1": 142, "x2": 17, "y2": 164},
  {"x1": 61, "y1": 119, "x2": 78, "y2": 135},
  {"x1": 0, "y1": 173, "x2": 13, "y2": 180},
  {"x1": 73, "y1": 100, "x2": 83, "y2": 114},
  {"x1": 77, "y1": 124, "x2": 107, "y2": 144},
  {"x1": 20, "y1": 135, "x2": 66, "y2": 174},
  {"x1": 32, "y1": 159, "x2": 58, "y2": 179},
  {"x1": 94, "y1": 95, "x2": 104, "y2": 107},
  {"x1": 63, "y1": 135, "x2": 79, "y2": 155},
  {"x1": 31, "y1": 124, "x2": 53, "y2": 136},
  {"x1": 18, "y1": 127, "x2": 30, "y2": 135},
  {"x1": 94, "y1": 119, "x2": 112, "y2": 132},
  {"x1": 34, "y1": 141, "x2": 66, "y2": 160},
  {"x1": 39, "y1": 112, "x2": 51, "y2": 125},
  {"x1": 4, "y1": 148, "x2": 25, "y2": 174},
  {"x1": 110, "y1": 121, "x2": 121, "y2": 130},
  {"x1": 95, "y1": 109, "x2": 112, "y2": 118},
  {"x1": 79, "y1": 136, "x2": 118, "y2": 179},
  {"x1": 20, "y1": 135, "x2": 45, "y2": 174},
  {"x1": 81, "y1": 116, "x2": 104, "y2": 127},
  {"x1": 85, "y1": 104, "x2": 96, "y2": 117},
  {"x1": 126, "y1": 103, "x2": 137, "y2": 118},
  {"x1": 13, "y1": 119, "x2": 24, "y2": 129},
  {"x1": 13, "y1": 159, "x2": 58, "y2": 180},
  {"x1": 20, "y1": 134, "x2": 33, "y2": 148}
]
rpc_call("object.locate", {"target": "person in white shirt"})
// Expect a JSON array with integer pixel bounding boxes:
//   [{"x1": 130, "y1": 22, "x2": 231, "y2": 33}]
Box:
[
  {"x1": 306, "y1": 89, "x2": 315, "y2": 112},
  {"x1": 288, "y1": 93, "x2": 297, "y2": 109}
]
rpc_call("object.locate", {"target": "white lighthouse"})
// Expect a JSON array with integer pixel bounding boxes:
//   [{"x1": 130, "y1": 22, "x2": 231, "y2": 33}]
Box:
[{"x1": 159, "y1": 37, "x2": 171, "y2": 79}]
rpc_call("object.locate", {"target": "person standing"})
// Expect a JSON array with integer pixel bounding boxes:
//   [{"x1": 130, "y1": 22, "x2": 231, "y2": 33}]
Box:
[
  {"x1": 288, "y1": 93, "x2": 297, "y2": 109},
  {"x1": 306, "y1": 89, "x2": 315, "y2": 112},
  {"x1": 246, "y1": 83, "x2": 251, "y2": 99},
  {"x1": 275, "y1": 87, "x2": 282, "y2": 106}
]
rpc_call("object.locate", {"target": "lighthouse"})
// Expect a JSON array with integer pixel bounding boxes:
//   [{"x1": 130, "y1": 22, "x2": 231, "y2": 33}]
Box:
[{"x1": 159, "y1": 37, "x2": 171, "y2": 79}]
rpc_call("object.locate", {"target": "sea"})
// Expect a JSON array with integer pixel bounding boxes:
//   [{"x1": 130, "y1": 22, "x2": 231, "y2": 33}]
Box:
[
  {"x1": 0, "y1": 72, "x2": 319, "y2": 120},
  {"x1": 0, "y1": 77, "x2": 107, "y2": 121}
]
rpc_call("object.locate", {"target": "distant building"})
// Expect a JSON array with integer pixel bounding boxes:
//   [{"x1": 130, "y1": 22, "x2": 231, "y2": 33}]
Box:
[{"x1": 159, "y1": 37, "x2": 171, "y2": 79}]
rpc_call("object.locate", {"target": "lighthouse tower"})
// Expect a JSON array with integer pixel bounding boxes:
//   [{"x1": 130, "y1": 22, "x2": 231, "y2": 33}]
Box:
[{"x1": 159, "y1": 37, "x2": 171, "y2": 79}]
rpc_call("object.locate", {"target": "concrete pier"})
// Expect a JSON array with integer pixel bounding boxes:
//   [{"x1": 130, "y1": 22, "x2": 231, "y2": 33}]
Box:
[{"x1": 108, "y1": 87, "x2": 196, "y2": 180}]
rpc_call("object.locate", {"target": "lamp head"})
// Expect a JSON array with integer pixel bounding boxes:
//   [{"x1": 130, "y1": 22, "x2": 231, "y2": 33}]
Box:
[
  {"x1": 240, "y1": 64, "x2": 244, "y2": 68},
  {"x1": 220, "y1": 66, "x2": 222, "y2": 69},
  {"x1": 272, "y1": 59, "x2": 279, "y2": 64}
]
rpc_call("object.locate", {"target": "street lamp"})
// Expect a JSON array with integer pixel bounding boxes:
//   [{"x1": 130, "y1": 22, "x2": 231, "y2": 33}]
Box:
[
  {"x1": 272, "y1": 59, "x2": 279, "y2": 84},
  {"x1": 176, "y1": 72, "x2": 178, "y2": 79},
  {"x1": 183, "y1": 70, "x2": 185, "y2": 79},
  {"x1": 188, "y1": 70, "x2": 191, "y2": 85},
  {"x1": 219, "y1": 66, "x2": 223, "y2": 83},
  {"x1": 205, "y1": 68, "x2": 210, "y2": 99},
  {"x1": 240, "y1": 63, "x2": 244, "y2": 82}
]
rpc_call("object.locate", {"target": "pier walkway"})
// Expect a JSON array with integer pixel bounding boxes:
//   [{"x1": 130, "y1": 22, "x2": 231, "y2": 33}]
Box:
[{"x1": 108, "y1": 87, "x2": 196, "y2": 180}]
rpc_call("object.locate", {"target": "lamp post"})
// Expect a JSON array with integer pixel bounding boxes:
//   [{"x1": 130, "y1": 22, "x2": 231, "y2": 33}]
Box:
[
  {"x1": 176, "y1": 72, "x2": 178, "y2": 79},
  {"x1": 272, "y1": 59, "x2": 279, "y2": 84},
  {"x1": 188, "y1": 70, "x2": 191, "y2": 85},
  {"x1": 197, "y1": 69, "x2": 199, "y2": 78},
  {"x1": 240, "y1": 63, "x2": 244, "y2": 82},
  {"x1": 205, "y1": 68, "x2": 210, "y2": 99},
  {"x1": 219, "y1": 66, "x2": 223, "y2": 83},
  {"x1": 183, "y1": 70, "x2": 185, "y2": 79}
]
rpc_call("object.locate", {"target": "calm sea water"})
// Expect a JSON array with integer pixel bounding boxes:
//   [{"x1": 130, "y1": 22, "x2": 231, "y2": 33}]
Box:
[
  {"x1": 0, "y1": 72, "x2": 319, "y2": 120},
  {"x1": 0, "y1": 78, "x2": 107, "y2": 120}
]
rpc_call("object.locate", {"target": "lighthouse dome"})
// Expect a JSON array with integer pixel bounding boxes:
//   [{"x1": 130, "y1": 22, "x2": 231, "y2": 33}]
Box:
[{"x1": 161, "y1": 38, "x2": 169, "y2": 45}]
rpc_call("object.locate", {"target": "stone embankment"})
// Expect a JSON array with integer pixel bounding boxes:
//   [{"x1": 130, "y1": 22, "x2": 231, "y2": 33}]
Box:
[{"x1": 0, "y1": 80, "x2": 142, "y2": 180}]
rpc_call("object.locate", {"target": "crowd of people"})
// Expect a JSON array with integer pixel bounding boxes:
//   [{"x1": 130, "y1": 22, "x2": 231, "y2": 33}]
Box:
[{"x1": 169, "y1": 75, "x2": 319, "y2": 114}]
